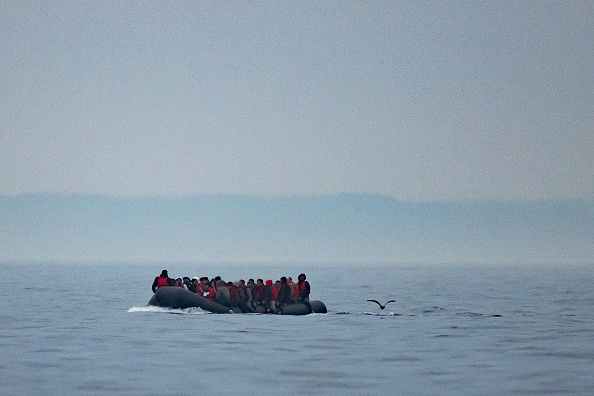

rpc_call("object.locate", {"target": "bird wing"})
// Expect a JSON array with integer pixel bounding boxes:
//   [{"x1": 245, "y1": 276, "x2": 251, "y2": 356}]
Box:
[
  {"x1": 367, "y1": 300, "x2": 382, "y2": 306},
  {"x1": 385, "y1": 300, "x2": 396, "y2": 304}
]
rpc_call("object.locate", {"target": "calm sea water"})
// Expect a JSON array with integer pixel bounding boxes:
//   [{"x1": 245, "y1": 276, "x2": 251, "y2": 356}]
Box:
[{"x1": 1, "y1": 262, "x2": 593, "y2": 395}]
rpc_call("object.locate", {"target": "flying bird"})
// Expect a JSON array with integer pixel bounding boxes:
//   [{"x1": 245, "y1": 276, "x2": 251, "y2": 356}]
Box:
[{"x1": 367, "y1": 300, "x2": 395, "y2": 310}]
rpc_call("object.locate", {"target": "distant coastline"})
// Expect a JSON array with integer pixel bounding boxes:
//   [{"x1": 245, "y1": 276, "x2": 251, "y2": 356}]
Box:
[{"x1": 1, "y1": 194, "x2": 592, "y2": 265}]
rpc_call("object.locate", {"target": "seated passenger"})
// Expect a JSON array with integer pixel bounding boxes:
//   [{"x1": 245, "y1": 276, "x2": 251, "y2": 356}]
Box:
[
  {"x1": 200, "y1": 278, "x2": 216, "y2": 300},
  {"x1": 215, "y1": 280, "x2": 231, "y2": 308},
  {"x1": 174, "y1": 278, "x2": 185, "y2": 288},
  {"x1": 188, "y1": 278, "x2": 199, "y2": 293},
  {"x1": 277, "y1": 276, "x2": 292, "y2": 307},
  {"x1": 253, "y1": 279, "x2": 270, "y2": 311},
  {"x1": 240, "y1": 279, "x2": 253, "y2": 311},
  {"x1": 269, "y1": 280, "x2": 280, "y2": 313},
  {"x1": 287, "y1": 276, "x2": 297, "y2": 303},
  {"x1": 228, "y1": 281, "x2": 238, "y2": 305}
]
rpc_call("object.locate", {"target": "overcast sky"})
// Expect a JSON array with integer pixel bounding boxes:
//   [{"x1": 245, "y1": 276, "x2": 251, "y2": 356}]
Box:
[{"x1": 2, "y1": 1, "x2": 593, "y2": 200}]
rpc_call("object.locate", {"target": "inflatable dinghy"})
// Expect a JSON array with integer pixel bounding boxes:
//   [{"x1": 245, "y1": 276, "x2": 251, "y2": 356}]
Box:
[{"x1": 148, "y1": 286, "x2": 327, "y2": 315}]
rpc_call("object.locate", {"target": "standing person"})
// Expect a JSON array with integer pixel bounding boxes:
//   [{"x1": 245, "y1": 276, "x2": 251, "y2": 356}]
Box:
[
  {"x1": 287, "y1": 276, "x2": 297, "y2": 303},
  {"x1": 152, "y1": 270, "x2": 173, "y2": 293},
  {"x1": 295, "y1": 273, "x2": 310, "y2": 303}
]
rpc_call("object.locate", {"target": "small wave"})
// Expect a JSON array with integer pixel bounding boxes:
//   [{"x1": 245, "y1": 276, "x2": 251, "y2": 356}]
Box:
[
  {"x1": 363, "y1": 311, "x2": 401, "y2": 316},
  {"x1": 128, "y1": 306, "x2": 207, "y2": 315},
  {"x1": 456, "y1": 312, "x2": 503, "y2": 317}
]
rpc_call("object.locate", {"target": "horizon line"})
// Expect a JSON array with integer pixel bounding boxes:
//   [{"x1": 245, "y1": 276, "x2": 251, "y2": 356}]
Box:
[{"x1": 1, "y1": 192, "x2": 593, "y2": 204}]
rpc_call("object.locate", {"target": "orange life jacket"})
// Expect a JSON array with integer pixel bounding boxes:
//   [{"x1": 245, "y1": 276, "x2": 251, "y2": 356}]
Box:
[{"x1": 295, "y1": 281, "x2": 308, "y2": 297}]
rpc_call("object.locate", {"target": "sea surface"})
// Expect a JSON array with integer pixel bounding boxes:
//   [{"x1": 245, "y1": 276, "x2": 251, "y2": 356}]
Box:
[{"x1": 1, "y1": 262, "x2": 593, "y2": 395}]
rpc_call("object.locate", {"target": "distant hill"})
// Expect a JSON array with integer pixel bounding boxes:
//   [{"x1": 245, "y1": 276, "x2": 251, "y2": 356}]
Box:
[{"x1": 1, "y1": 194, "x2": 592, "y2": 265}]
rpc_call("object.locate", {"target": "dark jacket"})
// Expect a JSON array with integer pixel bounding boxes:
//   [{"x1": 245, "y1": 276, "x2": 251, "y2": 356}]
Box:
[
  {"x1": 277, "y1": 283, "x2": 292, "y2": 305},
  {"x1": 152, "y1": 276, "x2": 173, "y2": 293}
]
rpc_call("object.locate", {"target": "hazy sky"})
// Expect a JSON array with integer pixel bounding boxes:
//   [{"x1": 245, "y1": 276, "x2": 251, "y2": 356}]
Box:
[{"x1": 2, "y1": 1, "x2": 593, "y2": 200}]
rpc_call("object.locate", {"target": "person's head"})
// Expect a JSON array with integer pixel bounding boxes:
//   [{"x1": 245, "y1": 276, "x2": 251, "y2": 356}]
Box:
[
  {"x1": 216, "y1": 279, "x2": 226, "y2": 288},
  {"x1": 265, "y1": 279, "x2": 273, "y2": 287},
  {"x1": 175, "y1": 278, "x2": 182, "y2": 285},
  {"x1": 280, "y1": 276, "x2": 287, "y2": 285},
  {"x1": 214, "y1": 276, "x2": 221, "y2": 281},
  {"x1": 192, "y1": 278, "x2": 198, "y2": 285},
  {"x1": 238, "y1": 279, "x2": 245, "y2": 287},
  {"x1": 287, "y1": 276, "x2": 293, "y2": 283},
  {"x1": 248, "y1": 278, "x2": 255, "y2": 284},
  {"x1": 247, "y1": 280, "x2": 254, "y2": 287},
  {"x1": 227, "y1": 281, "x2": 233, "y2": 288},
  {"x1": 257, "y1": 279, "x2": 264, "y2": 286},
  {"x1": 201, "y1": 277, "x2": 209, "y2": 285},
  {"x1": 298, "y1": 273, "x2": 306, "y2": 282},
  {"x1": 160, "y1": 270, "x2": 168, "y2": 277},
  {"x1": 274, "y1": 280, "x2": 281, "y2": 288},
  {"x1": 183, "y1": 277, "x2": 190, "y2": 283}
]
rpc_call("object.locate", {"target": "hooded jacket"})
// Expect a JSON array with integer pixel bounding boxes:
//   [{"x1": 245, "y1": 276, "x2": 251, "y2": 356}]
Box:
[{"x1": 215, "y1": 280, "x2": 231, "y2": 307}]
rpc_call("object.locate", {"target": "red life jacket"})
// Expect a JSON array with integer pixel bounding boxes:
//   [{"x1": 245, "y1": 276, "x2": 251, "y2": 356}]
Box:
[
  {"x1": 205, "y1": 287, "x2": 216, "y2": 301},
  {"x1": 157, "y1": 277, "x2": 169, "y2": 288},
  {"x1": 255, "y1": 286, "x2": 265, "y2": 301},
  {"x1": 270, "y1": 287, "x2": 279, "y2": 301}
]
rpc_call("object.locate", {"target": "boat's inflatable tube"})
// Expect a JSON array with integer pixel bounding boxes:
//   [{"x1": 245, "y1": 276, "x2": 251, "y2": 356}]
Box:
[
  {"x1": 279, "y1": 300, "x2": 327, "y2": 315},
  {"x1": 148, "y1": 287, "x2": 326, "y2": 315},
  {"x1": 149, "y1": 287, "x2": 231, "y2": 313}
]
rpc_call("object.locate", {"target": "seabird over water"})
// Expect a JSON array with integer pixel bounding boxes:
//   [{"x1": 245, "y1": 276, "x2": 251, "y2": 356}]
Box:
[{"x1": 367, "y1": 300, "x2": 395, "y2": 309}]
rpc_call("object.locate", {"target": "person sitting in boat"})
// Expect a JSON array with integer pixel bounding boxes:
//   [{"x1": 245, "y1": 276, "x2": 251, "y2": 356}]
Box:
[
  {"x1": 174, "y1": 278, "x2": 185, "y2": 288},
  {"x1": 200, "y1": 278, "x2": 216, "y2": 300},
  {"x1": 246, "y1": 279, "x2": 254, "y2": 307},
  {"x1": 295, "y1": 273, "x2": 310, "y2": 303},
  {"x1": 253, "y1": 279, "x2": 270, "y2": 311},
  {"x1": 277, "y1": 277, "x2": 292, "y2": 307},
  {"x1": 188, "y1": 278, "x2": 198, "y2": 293},
  {"x1": 215, "y1": 279, "x2": 231, "y2": 308},
  {"x1": 183, "y1": 277, "x2": 191, "y2": 289},
  {"x1": 229, "y1": 281, "x2": 251, "y2": 312},
  {"x1": 228, "y1": 281, "x2": 237, "y2": 304},
  {"x1": 152, "y1": 270, "x2": 173, "y2": 293},
  {"x1": 269, "y1": 280, "x2": 280, "y2": 313},
  {"x1": 287, "y1": 276, "x2": 297, "y2": 303},
  {"x1": 239, "y1": 279, "x2": 252, "y2": 309}
]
